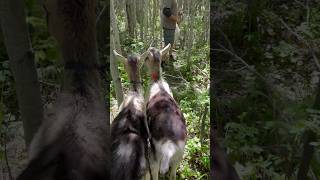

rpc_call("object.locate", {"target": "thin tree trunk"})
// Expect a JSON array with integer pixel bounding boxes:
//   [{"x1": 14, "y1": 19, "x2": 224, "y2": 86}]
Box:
[
  {"x1": 126, "y1": 0, "x2": 137, "y2": 39},
  {"x1": 110, "y1": 38, "x2": 124, "y2": 106},
  {"x1": 111, "y1": 0, "x2": 124, "y2": 105},
  {"x1": 180, "y1": 0, "x2": 188, "y2": 49},
  {"x1": 186, "y1": 1, "x2": 195, "y2": 65},
  {"x1": 157, "y1": 0, "x2": 162, "y2": 47},
  {"x1": 111, "y1": 0, "x2": 121, "y2": 52},
  {"x1": 178, "y1": 0, "x2": 182, "y2": 9},
  {"x1": 200, "y1": 104, "x2": 209, "y2": 147},
  {"x1": 0, "y1": 0, "x2": 44, "y2": 147},
  {"x1": 136, "y1": 0, "x2": 144, "y2": 41},
  {"x1": 152, "y1": 0, "x2": 156, "y2": 43},
  {"x1": 148, "y1": 0, "x2": 152, "y2": 42}
]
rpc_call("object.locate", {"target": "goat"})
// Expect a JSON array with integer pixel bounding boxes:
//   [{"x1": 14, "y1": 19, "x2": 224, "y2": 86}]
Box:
[
  {"x1": 110, "y1": 50, "x2": 150, "y2": 180},
  {"x1": 144, "y1": 44, "x2": 187, "y2": 180},
  {"x1": 17, "y1": 0, "x2": 109, "y2": 179}
]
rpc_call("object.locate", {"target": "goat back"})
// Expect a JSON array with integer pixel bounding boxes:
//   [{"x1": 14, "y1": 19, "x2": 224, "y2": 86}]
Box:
[{"x1": 147, "y1": 91, "x2": 187, "y2": 142}]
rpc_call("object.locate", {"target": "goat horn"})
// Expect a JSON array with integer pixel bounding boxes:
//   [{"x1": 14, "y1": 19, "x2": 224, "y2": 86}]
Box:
[
  {"x1": 113, "y1": 50, "x2": 126, "y2": 62},
  {"x1": 160, "y1": 43, "x2": 171, "y2": 57},
  {"x1": 140, "y1": 50, "x2": 149, "y2": 62}
]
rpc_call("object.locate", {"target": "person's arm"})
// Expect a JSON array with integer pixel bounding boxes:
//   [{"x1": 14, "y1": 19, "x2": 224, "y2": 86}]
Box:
[{"x1": 169, "y1": 15, "x2": 178, "y2": 22}]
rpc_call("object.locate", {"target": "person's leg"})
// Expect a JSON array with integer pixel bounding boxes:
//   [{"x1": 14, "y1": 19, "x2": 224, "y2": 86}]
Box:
[
  {"x1": 163, "y1": 28, "x2": 175, "y2": 60},
  {"x1": 162, "y1": 29, "x2": 171, "y2": 66}
]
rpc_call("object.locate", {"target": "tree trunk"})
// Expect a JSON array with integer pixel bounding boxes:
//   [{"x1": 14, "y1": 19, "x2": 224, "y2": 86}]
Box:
[
  {"x1": 111, "y1": 0, "x2": 124, "y2": 105},
  {"x1": 152, "y1": 0, "x2": 156, "y2": 43},
  {"x1": 180, "y1": 0, "x2": 188, "y2": 49},
  {"x1": 136, "y1": 0, "x2": 145, "y2": 41},
  {"x1": 111, "y1": 0, "x2": 121, "y2": 52},
  {"x1": 148, "y1": 0, "x2": 152, "y2": 42},
  {"x1": 125, "y1": 0, "x2": 137, "y2": 39},
  {"x1": 0, "y1": 0, "x2": 44, "y2": 147},
  {"x1": 202, "y1": 0, "x2": 209, "y2": 43},
  {"x1": 186, "y1": 1, "x2": 195, "y2": 65}
]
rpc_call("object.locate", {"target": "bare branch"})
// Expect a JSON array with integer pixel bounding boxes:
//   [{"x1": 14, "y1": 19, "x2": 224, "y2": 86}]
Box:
[
  {"x1": 96, "y1": 3, "x2": 106, "y2": 23},
  {"x1": 278, "y1": 18, "x2": 320, "y2": 71},
  {"x1": 213, "y1": 44, "x2": 266, "y2": 81}
]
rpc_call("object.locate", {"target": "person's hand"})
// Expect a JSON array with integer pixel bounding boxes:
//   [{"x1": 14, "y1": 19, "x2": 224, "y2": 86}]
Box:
[
  {"x1": 178, "y1": 11, "x2": 183, "y2": 24},
  {"x1": 169, "y1": 15, "x2": 178, "y2": 23}
]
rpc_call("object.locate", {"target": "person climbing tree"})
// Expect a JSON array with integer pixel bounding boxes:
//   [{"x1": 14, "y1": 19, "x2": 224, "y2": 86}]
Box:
[{"x1": 161, "y1": 0, "x2": 179, "y2": 63}]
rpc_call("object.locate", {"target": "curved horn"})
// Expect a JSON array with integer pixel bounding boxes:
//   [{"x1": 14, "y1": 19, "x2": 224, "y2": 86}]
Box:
[
  {"x1": 160, "y1": 43, "x2": 171, "y2": 57},
  {"x1": 140, "y1": 50, "x2": 149, "y2": 62},
  {"x1": 137, "y1": 50, "x2": 149, "y2": 68},
  {"x1": 113, "y1": 50, "x2": 126, "y2": 62}
]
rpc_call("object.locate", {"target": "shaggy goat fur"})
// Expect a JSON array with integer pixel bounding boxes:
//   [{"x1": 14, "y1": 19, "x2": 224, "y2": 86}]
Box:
[
  {"x1": 144, "y1": 47, "x2": 187, "y2": 180},
  {"x1": 110, "y1": 54, "x2": 148, "y2": 180}
]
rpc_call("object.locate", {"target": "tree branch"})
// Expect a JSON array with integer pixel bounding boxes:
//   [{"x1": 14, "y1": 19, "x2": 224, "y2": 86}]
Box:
[{"x1": 278, "y1": 18, "x2": 320, "y2": 71}]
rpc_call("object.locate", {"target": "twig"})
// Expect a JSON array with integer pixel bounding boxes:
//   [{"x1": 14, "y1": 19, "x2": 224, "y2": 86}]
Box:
[
  {"x1": 294, "y1": 0, "x2": 306, "y2": 8},
  {"x1": 278, "y1": 18, "x2": 320, "y2": 71},
  {"x1": 164, "y1": 74, "x2": 189, "y2": 84},
  {"x1": 39, "y1": 80, "x2": 60, "y2": 88},
  {"x1": 212, "y1": 66, "x2": 247, "y2": 72},
  {"x1": 96, "y1": 3, "x2": 106, "y2": 23},
  {"x1": 216, "y1": 27, "x2": 235, "y2": 53},
  {"x1": 213, "y1": 44, "x2": 266, "y2": 81},
  {"x1": 309, "y1": 167, "x2": 318, "y2": 180}
]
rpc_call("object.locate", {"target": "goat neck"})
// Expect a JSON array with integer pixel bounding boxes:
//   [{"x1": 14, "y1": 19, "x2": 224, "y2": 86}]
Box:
[
  {"x1": 127, "y1": 54, "x2": 144, "y2": 94},
  {"x1": 145, "y1": 47, "x2": 173, "y2": 99}
]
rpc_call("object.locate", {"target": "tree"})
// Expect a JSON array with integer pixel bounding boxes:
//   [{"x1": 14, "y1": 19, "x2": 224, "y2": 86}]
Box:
[
  {"x1": 0, "y1": 0, "x2": 44, "y2": 147},
  {"x1": 111, "y1": 0, "x2": 124, "y2": 105},
  {"x1": 125, "y1": 0, "x2": 137, "y2": 39},
  {"x1": 136, "y1": 0, "x2": 146, "y2": 41}
]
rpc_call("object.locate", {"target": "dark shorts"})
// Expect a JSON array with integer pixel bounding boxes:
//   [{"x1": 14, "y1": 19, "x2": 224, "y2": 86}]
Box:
[{"x1": 163, "y1": 28, "x2": 175, "y2": 45}]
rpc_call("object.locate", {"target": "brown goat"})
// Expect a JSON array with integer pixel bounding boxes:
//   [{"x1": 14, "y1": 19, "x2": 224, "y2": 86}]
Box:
[
  {"x1": 111, "y1": 51, "x2": 149, "y2": 180},
  {"x1": 144, "y1": 44, "x2": 187, "y2": 180}
]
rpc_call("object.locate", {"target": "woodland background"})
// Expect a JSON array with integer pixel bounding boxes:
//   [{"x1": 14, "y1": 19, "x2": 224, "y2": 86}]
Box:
[
  {"x1": 0, "y1": 0, "x2": 110, "y2": 179},
  {"x1": 110, "y1": 0, "x2": 210, "y2": 179},
  {"x1": 0, "y1": 0, "x2": 210, "y2": 180},
  {"x1": 212, "y1": 0, "x2": 320, "y2": 179}
]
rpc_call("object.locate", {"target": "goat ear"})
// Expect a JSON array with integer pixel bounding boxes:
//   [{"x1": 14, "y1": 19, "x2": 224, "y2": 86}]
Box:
[
  {"x1": 113, "y1": 50, "x2": 126, "y2": 63},
  {"x1": 160, "y1": 43, "x2": 171, "y2": 57}
]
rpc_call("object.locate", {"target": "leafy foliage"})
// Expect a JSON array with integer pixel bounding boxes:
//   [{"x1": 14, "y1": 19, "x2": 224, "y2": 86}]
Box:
[
  {"x1": 213, "y1": 0, "x2": 320, "y2": 179},
  {"x1": 111, "y1": 1, "x2": 210, "y2": 179}
]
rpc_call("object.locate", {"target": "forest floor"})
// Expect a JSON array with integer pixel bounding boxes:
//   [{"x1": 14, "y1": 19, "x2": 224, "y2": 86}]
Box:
[{"x1": 113, "y1": 41, "x2": 209, "y2": 179}]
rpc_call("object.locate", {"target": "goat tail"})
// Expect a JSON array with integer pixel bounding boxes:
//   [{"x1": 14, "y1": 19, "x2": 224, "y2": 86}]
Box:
[{"x1": 159, "y1": 141, "x2": 176, "y2": 175}]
